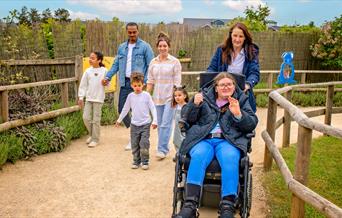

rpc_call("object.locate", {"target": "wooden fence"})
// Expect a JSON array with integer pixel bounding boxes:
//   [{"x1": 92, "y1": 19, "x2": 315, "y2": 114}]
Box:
[
  {"x1": 182, "y1": 70, "x2": 342, "y2": 93},
  {"x1": 0, "y1": 56, "x2": 83, "y2": 132},
  {"x1": 262, "y1": 82, "x2": 342, "y2": 217},
  {"x1": 0, "y1": 21, "x2": 323, "y2": 71}
]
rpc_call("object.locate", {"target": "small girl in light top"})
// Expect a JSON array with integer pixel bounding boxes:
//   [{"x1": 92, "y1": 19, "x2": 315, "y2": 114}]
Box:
[
  {"x1": 172, "y1": 85, "x2": 189, "y2": 152},
  {"x1": 78, "y1": 51, "x2": 107, "y2": 148}
]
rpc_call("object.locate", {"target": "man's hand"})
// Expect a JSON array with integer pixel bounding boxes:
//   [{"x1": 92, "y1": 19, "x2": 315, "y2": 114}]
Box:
[
  {"x1": 151, "y1": 124, "x2": 157, "y2": 129},
  {"x1": 102, "y1": 79, "x2": 109, "y2": 86},
  {"x1": 78, "y1": 99, "x2": 84, "y2": 109}
]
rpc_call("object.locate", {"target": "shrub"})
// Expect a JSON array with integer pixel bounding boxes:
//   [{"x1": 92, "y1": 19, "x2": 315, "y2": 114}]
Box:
[
  {"x1": 0, "y1": 142, "x2": 9, "y2": 167},
  {"x1": 311, "y1": 14, "x2": 342, "y2": 68},
  {"x1": 55, "y1": 111, "x2": 87, "y2": 143},
  {"x1": 0, "y1": 132, "x2": 23, "y2": 163}
]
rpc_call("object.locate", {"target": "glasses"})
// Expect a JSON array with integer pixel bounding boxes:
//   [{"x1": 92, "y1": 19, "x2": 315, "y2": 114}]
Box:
[{"x1": 217, "y1": 83, "x2": 234, "y2": 88}]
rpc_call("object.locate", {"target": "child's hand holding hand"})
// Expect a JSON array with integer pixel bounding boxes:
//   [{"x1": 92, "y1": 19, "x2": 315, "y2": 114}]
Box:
[
  {"x1": 151, "y1": 124, "x2": 157, "y2": 129},
  {"x1": 102, "y1": 79, "x2": 109, "y2": 86},
  {"x1": 115, "y1": 121, "x2": 121, "y2": 127}
]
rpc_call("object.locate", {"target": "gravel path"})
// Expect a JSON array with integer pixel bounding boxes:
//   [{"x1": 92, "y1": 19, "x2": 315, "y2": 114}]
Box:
[{"x1": 1, "y1": 107, "x2": 341, "y2": 217}]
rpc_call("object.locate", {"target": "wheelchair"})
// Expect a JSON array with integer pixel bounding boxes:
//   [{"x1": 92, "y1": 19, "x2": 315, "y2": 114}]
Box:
[{"x1": 171, "y1": 72, "x2": 254, "y2": 218}]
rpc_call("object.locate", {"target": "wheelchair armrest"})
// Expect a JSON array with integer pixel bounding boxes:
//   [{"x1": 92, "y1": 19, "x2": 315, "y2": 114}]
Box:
[{"x1": 246, "y1": 130, "x2": 255, "y2": 139}]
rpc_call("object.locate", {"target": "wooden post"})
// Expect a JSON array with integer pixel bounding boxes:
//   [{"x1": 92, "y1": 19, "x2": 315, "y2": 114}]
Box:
[
  {"x1": 0, "y1": 90, "x2": 9, "y2": 123},
  {"x1": 263, "y1": 97, "x2": 277, "y2": 171},
  {"x1": 74, "y1": 55, "x2": 83, "y2": 99},
  {"x1": 324, "y1": 85, "x2": 334, "y2": 132},
  {"x1": 61, "y1": 82, "x2": 69, "y2": 108},
  {"x1": 282, "y1": 90, "x2": 292, "y2": 147},
  {"x1": 267, "y1": 73, "x2": 273, "y2": 89},
  {"x1": 290, "y1": 124, "x2": 312, "y2": 218},
  {"x1": 301, "y1": 73, "x2": 306, "y2": 84}
]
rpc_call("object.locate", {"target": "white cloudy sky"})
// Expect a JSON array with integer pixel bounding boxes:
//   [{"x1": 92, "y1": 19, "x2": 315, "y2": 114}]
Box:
[{"x1": 1, "y1": 0, "x2": 341, "y2": 26}]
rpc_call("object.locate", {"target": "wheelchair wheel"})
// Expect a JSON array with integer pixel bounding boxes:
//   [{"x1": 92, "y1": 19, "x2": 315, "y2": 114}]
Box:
[{"x1": 240, "y1": 171, "x2": 252, "y2": 218}]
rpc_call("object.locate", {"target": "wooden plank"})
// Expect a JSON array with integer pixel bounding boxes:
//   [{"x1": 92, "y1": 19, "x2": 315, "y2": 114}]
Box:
[
  {"x1": 291, "y1": 125, "x2": 312, "y2": 218},
  {"x1": 0, "y1": 78, "x2": 77, "y2": 91},
  {"x1": 267, "y1": 73, "x2": 273, "y2": 89},
  {"x1": 0, "y1": 106, "x2": 80, "y2": 133},
  {"x1": 289, "y1": 180, "x2": 342, "y2": 218},
  {"x1": 0, "y1": 91, "x2": 9, "y2": 123},
  {"x1": 283, "y1": 90, "x2": 292, "y2": 147},
  {"x1": 61, "y1": 82, "x2": 69, "y2": 108},
  {"x1": 269, "y1": 91, "x2": 342, "y2": 138},
  {"x1": 1, "y1": 58, "x2": 75, "y2": 66},
  {"x1": 300, "y1": 73, "x2": 306, "y2": 84},
  {"x1": 325, "y1": 85, "x2": 334, "y2": 128},
  {"x1": 263, "y1": 97, "x2": 277, "y2": 171}
]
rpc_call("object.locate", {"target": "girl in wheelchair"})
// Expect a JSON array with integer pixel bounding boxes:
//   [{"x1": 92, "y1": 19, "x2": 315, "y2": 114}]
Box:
[{"x1": 175, "y1": 72, "x2": 258, "y2": 218}]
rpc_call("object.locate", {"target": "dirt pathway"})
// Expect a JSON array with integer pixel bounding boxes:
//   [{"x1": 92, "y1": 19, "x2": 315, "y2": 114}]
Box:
[{"x1": 0, "y1": 108, "x2": 341, "y2": 217}]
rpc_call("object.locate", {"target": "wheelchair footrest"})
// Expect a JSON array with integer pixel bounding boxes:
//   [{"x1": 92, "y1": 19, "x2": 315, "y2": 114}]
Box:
[{"x1": 201, "y1": 184, "x2": 221, "y2": 208}]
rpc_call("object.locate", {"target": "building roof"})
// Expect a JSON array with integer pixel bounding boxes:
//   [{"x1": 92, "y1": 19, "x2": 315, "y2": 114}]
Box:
[{"x1": 183, "y1": 18, "x2": 231, "y2": 29}]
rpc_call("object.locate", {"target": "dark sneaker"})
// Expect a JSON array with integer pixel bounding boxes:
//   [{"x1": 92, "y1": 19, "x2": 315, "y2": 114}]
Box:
[
  {"x1": 175, "y1": 200, "x2": 198, "y2": 218},
  {"x1": 218, "y1": 200, "x2": 235, "y2": 218}
]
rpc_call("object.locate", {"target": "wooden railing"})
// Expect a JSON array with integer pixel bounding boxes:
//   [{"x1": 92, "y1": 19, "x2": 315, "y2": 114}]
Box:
[
  {"x1": 0, "y1": 56, "x2": 83, "y2": 132},
  {"x1": 262, "y1": 81, "x2": 342, "y2": 218},
  {"x1": 182, "y1": 71, "x2": 342, "y2": 93}
]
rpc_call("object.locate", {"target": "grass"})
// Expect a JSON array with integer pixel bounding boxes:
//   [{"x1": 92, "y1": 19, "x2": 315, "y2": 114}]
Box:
[{"x1": 262, "y1": 136, "x2": 342, "y2": 217}]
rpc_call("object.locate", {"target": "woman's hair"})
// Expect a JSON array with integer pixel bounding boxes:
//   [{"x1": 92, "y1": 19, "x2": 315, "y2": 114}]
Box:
[
  {"x1": 92, "y1": 51, "x2": 105, "y2": 67},
  {"x1": 221, "y1": 22, "x2": 256, "y2": 65},
  {"x1": 130, "y1": 72, "x2": 144, "y2": 84},
  {"x1": 156, "y1": 31, "x2": 171, "y2": 47},
  {"x1": 172, "y1": 85, "x2": 189, "y2": 107},
  {"x1": 214, "y1": 72, "x2": 237, "y2": 87}
]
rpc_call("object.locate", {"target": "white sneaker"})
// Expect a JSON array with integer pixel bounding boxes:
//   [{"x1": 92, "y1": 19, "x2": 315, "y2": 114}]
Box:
[
  {"x1": 141, "y1": 164, "x2": 149, "y2": 170},
  {"x1": 156, "y1": 152, "x2": 166, "y2": 159},
  {"x1": 125, "y1": 142, "x2": 131, "y2": 151},
  {"x1": 86, "y1": 137, "x2": 92, "y2": 144},
  {"x1": 131, "y1": 164, "x2": 139, "y2": 169},
  {"x1": 88, "y1": 141, "x2": 98, "y2": 148}
]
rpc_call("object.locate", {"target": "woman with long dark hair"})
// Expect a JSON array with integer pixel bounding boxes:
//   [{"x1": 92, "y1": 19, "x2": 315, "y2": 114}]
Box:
[{"x1": 207, "y1": 22, "x2": 260, "y2": 112}]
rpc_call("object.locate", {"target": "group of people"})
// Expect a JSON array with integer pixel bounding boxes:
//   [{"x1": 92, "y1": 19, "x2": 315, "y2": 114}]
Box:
[{"x1": 78, "y1": 21, "x2": 260, "y2": 218}]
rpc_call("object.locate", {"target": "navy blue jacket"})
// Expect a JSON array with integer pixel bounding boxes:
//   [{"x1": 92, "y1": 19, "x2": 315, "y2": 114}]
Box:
[
  {"x1": 179, "y1": 85, "x2": 258, "y2": 155},
  {"x1": 207, "y1": 44, "x2": 260, "y2": 112}
]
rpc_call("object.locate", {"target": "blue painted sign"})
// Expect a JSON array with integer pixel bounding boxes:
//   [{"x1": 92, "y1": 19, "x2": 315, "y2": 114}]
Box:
[{"x1": 277, "y1": 51, "x2": 296, "y2": 84}]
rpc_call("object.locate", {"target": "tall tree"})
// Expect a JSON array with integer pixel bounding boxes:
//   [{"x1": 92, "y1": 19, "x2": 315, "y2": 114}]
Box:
[
  {"x1": 41, "y1": 8, "x2": 53, "y2": 23},
  {"x1": 244, "y1": 4, "x2": 270, "y2": 25},
  {"x1": 3, "y1": 9, "x2": 18, "y2": 24},
  {"x1": 29, "y1": 8, "x2": 41, "y2": 24},
  {"x1": 54, "y1": 8, "x2": 71, "y2": 22},
  {"x1": 18, "y1": 6, "x2": 30, "y2": 25}
]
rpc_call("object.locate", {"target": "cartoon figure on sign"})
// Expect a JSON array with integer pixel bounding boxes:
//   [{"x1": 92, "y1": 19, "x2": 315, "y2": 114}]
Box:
[{"x1": 277, "y1": 51, "x2": 296, "y2": 85}]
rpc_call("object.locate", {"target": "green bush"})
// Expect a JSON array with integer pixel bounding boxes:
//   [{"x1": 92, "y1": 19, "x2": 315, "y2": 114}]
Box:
[
  {"x1": 0, "y1": 133, "x2": 23, "y2": 163},
  {"x1": 101, "y1": 102, "x2": 118, "y2": 125},
  {"x1": 0, "y1": 142, "x2": 9, "y2": 166},
  {"x1": 256, "y1": 94, "x2": 268, "y2": 108},
  {"x1": 55, "y1": 111, "x2": 87, "y2": 143}
]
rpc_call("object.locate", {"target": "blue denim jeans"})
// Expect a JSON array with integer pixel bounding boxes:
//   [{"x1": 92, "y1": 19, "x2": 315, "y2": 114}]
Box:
[
  {"x1": 186, "y1": 138, "x2": 241, "y2": 198},
  {"x1": 118, "y1": 77, "x2": 133, "y2": 128},
  {"x1": 155, "y1": 101, "x2": 175, "y2": 155}
]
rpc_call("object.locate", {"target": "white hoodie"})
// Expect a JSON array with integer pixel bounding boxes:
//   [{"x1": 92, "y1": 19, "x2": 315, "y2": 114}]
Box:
[{"x1": 78, "y1": 66, "x2": 107, "y2": 103}]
